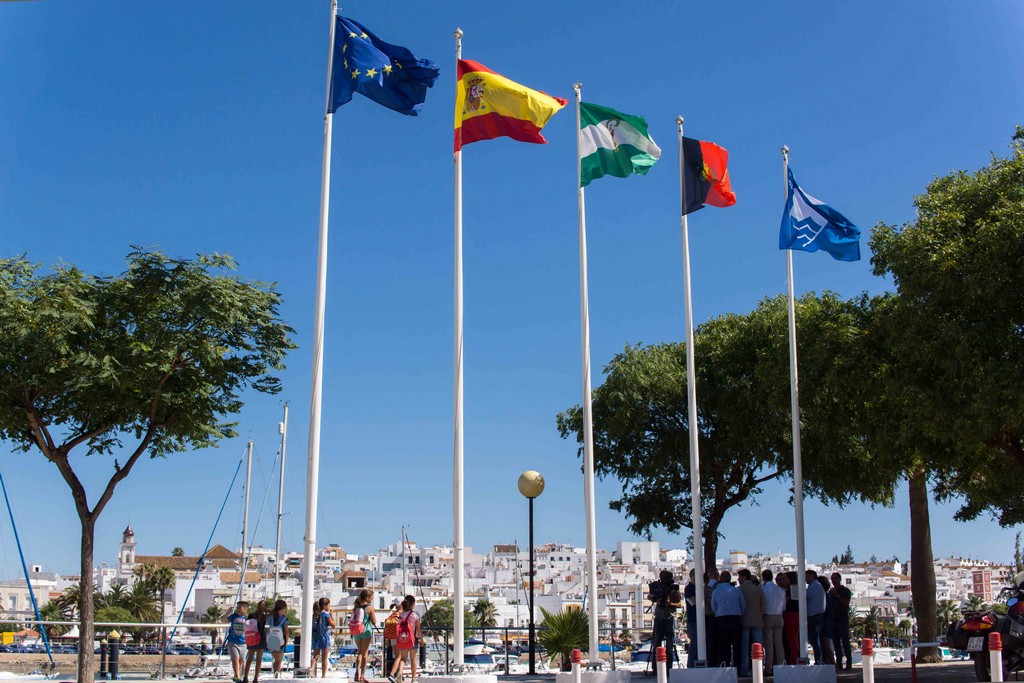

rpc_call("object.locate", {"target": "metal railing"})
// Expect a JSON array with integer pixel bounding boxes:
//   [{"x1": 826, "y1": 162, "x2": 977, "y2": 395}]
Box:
[{"x1": 0, "y1": 618, "x2": 668, "y2": 677}]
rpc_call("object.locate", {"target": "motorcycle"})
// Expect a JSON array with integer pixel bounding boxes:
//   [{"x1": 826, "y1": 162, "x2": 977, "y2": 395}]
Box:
[{"x1": 946, "y1": 574, "x2": 1024, "y2": 681}]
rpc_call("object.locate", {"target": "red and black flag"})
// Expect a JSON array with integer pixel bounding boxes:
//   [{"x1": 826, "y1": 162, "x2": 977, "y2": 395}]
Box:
[{"x1": 681, "y1": 137, "x2": 736, "y2": 215}]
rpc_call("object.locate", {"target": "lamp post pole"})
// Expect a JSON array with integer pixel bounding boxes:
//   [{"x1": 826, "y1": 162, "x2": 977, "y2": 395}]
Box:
[{"x1": 518, "y1": 471, "x2": 545, "y2": 676}]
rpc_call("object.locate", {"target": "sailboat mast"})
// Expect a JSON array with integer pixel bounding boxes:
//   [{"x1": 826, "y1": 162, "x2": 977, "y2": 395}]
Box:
[
  {"x1": 241, "y1": 438, "x2": 253, "y2": 602},
  {"x1": 275, "y1": 403, "x2": 289, "y2": 599}
]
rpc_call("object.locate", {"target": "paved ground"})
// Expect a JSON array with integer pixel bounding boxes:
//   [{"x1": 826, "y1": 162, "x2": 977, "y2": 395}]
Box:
[{"x1": 39, "y1": 661, "x2": 1003, "y2": 682}]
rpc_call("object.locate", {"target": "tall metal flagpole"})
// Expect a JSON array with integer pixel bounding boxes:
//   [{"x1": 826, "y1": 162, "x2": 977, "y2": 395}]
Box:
[
  {"x1": 241, "y1": 439, "x2": 253, "y2": 602},
  {"x1": 573, "y1": 82, "x2": 601, "y2": 663},
  {"x1": 782, "y1": 145, "x2": 810, "y2": 662},
  {"x1": 452, "y1": 26, "x2": 466, "y2": 672},
  {"x1": 300, "y1": 0, "x2": 338, "y2": 671},
  {"x1": 677, "y1": 117, "x2": 707, "y2": 665},
  {"x1": 274, "y1": 402, "x2": 289, "y2": 599}
]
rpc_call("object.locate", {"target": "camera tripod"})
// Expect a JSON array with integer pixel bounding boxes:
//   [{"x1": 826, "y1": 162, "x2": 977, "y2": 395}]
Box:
[{"x1": 644, "y1": 630, "x2": 682, "y2": 676}]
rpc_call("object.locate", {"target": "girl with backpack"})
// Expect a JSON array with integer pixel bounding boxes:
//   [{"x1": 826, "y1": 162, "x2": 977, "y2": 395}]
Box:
[
  {"x1": 266, "y1": 600, "x2": 290, "y2": 679},
  {"x1": 242, "y1": 600, "x2": 269, "y2": 683},
  {"x1": 310, "y1": 597, "x2": 335, "y2": 679},
  {"x1": 388, "y1": 596, "x2": 422, "y2": 683},
  {"x1": 350, "y1": 589, "x2": 376, "y2": 683}
]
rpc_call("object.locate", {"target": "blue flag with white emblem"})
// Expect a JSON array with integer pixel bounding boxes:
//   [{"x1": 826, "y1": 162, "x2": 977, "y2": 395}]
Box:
[
  {"x1": 329, "y1": 16, "x2": 439, "y2": 116},
  {"x1": 779, "y1": 168, "x2": 861, "y2": 262}
]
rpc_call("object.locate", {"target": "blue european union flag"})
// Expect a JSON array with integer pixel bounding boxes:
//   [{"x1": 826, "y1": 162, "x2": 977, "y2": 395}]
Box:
[
  {"x1": 329, "y1": 16, "x2": 439, "y2": 116},
  {"x1": 779, "y1": 168, "x2": 861, "y2": 262}
]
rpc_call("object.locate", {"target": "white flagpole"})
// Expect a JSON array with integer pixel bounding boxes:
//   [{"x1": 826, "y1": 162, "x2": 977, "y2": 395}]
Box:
[
  {"x1": 452, "y1": 26, "x2": 466, "y2": 671},
  {"x1": 274, "y1": 402, "x2": 289, "y2": 600},
  {"x1": 300, "y1": 0, "x2": 337, "y2": 671},
  {"x1": 241, "y1": 439, "x2": 253, "y2": 602},
  {"x1": 573, "y1": 83, "x2": 601, "y2": 663},
  {"x1": 677, "y1": 117, "x2": 708, "y2": 665},
  {"x1": 782, "y1": 145, "x2": 810, "y2": 662}
]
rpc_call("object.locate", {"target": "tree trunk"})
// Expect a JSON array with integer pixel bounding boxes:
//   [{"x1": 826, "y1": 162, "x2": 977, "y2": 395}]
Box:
[
  {"x1": 909, "y1": 469, "x2": 940, "y2": 663},
  {"x1": 77, "y1": 515, "x2": 96, "y2": 683},
  {"x1": 702, "y1": 517, "x2": 721, "y2": 576}
]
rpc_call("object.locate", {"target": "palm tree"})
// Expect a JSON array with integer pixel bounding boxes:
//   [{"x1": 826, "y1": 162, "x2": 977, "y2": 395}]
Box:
[
  {"x1": 122, "y1": 582, "x2": 160, "y2": 624},
  {"x1": 865, "y1": 606, "x2": 881, "y2": 639},
  {"x1": 898, "y1": 619, "x2": 913, "y2": 639},
  {"x1": 171, "y1": 547, "x2": 185, "y2": 557},
  {"x1": 200, "y1": 605, "x2": 223, "y2": 624},
  {"x1": 57, "y1": 584, "x2": 85, "y2": 617},
  {"x1": 536, "y1": 608, "x2": 589, "y2": 671},
  {"x1": 147, "y1": 566, "x2": 176, "y2": 624},
  {"x1": 133, "y1": 562, "x2": 157, "y2": 585},
  {"x1": 472, "y1": 599, "x2": 498, "y2": 627},
  {"x1": 962, "y1": 595, "x2": 986, "y2": 613},
  {"x1": 39, "y1": 601, "x2": 71, "y2": 640},
  {"x1": 936, "y1": 600, "x2": 962, "y2": 633}
]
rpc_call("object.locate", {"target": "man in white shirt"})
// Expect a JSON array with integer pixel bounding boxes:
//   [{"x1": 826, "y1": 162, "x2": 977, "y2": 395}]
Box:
[{"x1": 761, "y1": 569, "x2": 786, "y2": 673}]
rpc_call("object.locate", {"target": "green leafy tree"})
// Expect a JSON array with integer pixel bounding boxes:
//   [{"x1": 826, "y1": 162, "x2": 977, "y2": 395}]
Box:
[
  {"x1": 171, "y1": 547, "x2": 185, "y2": 557},
  {"x1": 423, "y1": 599, "x2": 478, "y2": 631},
  {"x1": 536, "y1": 608, "x2": 589, "y2": 671},
  {"x1": 557, "y1": 293, "x2": 895, "y2": 565},
  {"x1": 0, "y1": 249, "x2": 295, "y2": 683},
  {"x1": 864, "y1": 130, "x2": 1024, "y2": 662},
  {"x1": 840, "y1": 545, "x2": 855, "y2": 564},
  {"x1": 871, "y1": 128, "x2": 1024, "y2": 524}
]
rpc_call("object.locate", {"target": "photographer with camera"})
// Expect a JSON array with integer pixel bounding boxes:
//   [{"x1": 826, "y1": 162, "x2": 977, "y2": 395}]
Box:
[{"x1": 648, "y1": 570, "x2": 682, "y2": 668}]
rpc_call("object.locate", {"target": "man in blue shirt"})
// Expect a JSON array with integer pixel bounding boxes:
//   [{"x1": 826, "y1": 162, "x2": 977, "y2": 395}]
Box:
[
  {"x1": 710, "y1": 571, "x2": 745, "y2": 668},
  {"x1": 805, "y1": 570, "x2": 827, "y2": 664}
]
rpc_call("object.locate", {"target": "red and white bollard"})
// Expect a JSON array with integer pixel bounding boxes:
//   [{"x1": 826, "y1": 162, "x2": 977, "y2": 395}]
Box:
[
  {"x1": 571, "y1": 649, "x2": 582, "y2": 683},
  {"x1": 751, "y1": 642, "x2": 764, "y2": 683},
  {"x1": 655, "y1": 646, "x2": 668, "y2": 683},
  {"x1": 990, "y1": 633, "x2": 1004, "y2": 682},
  {"x1": 861, "y1": 638, "x2": 874, "y2": 683}
]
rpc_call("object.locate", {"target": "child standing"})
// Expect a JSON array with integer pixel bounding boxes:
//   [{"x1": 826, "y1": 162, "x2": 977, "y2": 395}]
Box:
[
  {"x1": 310, "y1": 597, "x2": 335, "y2": 679},
  {"x1": 243, "y1": 600, "x2": 269, "y2": 683},
  {"x1": 266, "y1": 600, "x2": 290, "y2": 679},
  {"x1": 225, "y1": 600, "x2": 250, "y2": 683}
]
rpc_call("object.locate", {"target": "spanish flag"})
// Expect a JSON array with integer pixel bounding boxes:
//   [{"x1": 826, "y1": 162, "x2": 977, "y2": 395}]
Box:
[{"x1": 454, "y1": 59, "x2": 568, "y2": 152}]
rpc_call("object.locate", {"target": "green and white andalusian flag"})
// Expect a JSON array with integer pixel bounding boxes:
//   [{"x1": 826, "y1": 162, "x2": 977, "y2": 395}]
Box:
[{"x1": 579, "y1": 102, "x2": 661, "y2": 187}]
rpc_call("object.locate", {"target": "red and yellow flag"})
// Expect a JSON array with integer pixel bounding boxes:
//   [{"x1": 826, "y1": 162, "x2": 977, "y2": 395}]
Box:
[{"x1": 454, "y1": 59, "x2": 567, "y2": 152}]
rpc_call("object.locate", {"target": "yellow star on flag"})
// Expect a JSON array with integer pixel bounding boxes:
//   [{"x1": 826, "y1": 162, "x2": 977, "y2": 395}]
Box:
[
  {"x1": 348, "y1": 32, "x2": 357, "y2": 38},
  {"x1": 350, "y1": 69, "x2": 360, "y2": 79},
  {"x1": 360, "y1": 32, "x2": 368, "y2": 39},
  {"x1": 342, "y1": 43, "x2": 348, "y2": 53},
  {"x1": 383, "y1": 64, "x2": 392, "y2": 75},
  {"x1": 365, "y1": 67, "x2": 378, "y2": 78},
  {"x1": 343, "y1": 58, "x2": 348, "y2": 69}
]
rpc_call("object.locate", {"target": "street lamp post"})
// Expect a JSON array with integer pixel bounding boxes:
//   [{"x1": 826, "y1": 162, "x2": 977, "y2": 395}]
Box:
[{"x1": 518, "y1": 470, "x2": 545, "y2": 675}]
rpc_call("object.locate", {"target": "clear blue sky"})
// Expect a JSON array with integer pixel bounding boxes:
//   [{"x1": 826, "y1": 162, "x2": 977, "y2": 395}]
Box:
[{"x1": 2, "y1": 1, "x2": 1023, "y2": 578}]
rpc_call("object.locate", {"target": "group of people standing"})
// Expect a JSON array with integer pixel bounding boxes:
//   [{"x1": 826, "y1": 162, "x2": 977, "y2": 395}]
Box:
[
  {"x1": 224, "y1": 598, "x2": 292, "y2": 683},
  {"x1": 683, "y1": 568, "x2": 854, "y2": 674},
  {"x1": 306, "y1": 589, "x2": 424, "y2": 683},
  {"x1": 650, "y1": 567, "x2": 855, "y2": 675}
]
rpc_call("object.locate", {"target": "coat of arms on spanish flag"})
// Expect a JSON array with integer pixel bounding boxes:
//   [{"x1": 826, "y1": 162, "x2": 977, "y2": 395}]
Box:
[{"x1": 454, "y1": 59, "x2": 567, "y2": 151}]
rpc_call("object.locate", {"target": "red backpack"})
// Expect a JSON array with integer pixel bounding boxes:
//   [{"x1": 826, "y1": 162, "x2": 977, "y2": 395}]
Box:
[
  {"x1": 396, "y1": 612, "x2": 414, "y2": 650},
  {"x1": 349, "y1": 607, "x2": 365, "y2": 636}
]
